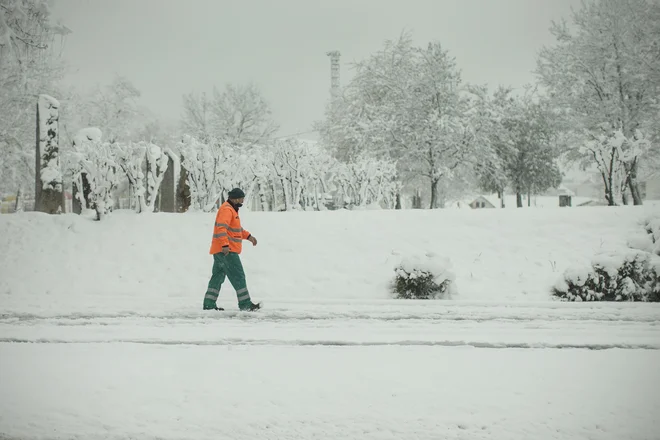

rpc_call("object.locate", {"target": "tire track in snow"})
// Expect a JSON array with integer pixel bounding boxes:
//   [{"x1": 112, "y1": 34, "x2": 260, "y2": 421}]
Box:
[
  {"x1": 2, "y1": 304, "x2": 658, "y2": 350},
  {"x1": 2, "y1": 309, "x2": 659, "y2": 324},
  {"x1": 2, "y1": 337, "x2": 659, "y2": 350}
]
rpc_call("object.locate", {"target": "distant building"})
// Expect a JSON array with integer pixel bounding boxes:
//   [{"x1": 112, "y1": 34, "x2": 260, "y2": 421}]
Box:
[{"x1": 469, "y1": 196, "x2": 496, "y2": 209}]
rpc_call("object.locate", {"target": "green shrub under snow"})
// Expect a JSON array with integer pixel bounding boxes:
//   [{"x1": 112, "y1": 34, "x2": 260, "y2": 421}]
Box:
[
  {"x1": 552, "y1": 249, "x2": 660, "y2": 302},
  {"x1": 390, "y1": 253, "x2": 456, "y2": 299}
]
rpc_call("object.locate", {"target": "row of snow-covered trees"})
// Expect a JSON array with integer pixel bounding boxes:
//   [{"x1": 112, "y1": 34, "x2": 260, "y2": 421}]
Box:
[
  {"x1": 65, "y1": 128, "x2": 171, "y2": 219},
  {"x1": 2, "y1": 0, "x2": 659, "y2": 212},
  {"x1": 536, "y1": 0, "x2": 660, "y2": 206},
  {"x1": 64, "y1": 129, "x2": 399, "y2": 217},
  {"x1": 316, "y1": 0, "x2": 660, "y2": 208},
  {"x1": 315, "y1": 35, "x2": 565, "y2": 209},
  {"x1": 178, "y1": 136, "x2": 399, "y2": 212}
]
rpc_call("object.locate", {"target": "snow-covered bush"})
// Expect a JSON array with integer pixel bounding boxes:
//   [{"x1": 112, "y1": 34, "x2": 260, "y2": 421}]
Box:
[
  {"x1": 115, "y1": 141, "x2": 147, "y2": 212},
  {"x1": 144, "y1": 142, "x2": 169, "y2": 211},
  {"x1": 69, "y1": 128, "x2": 118, "y2": 220},
  {"x1": 552, "y1": 250, "x2": 660, "y2": 302},
  {"x1": 390, "y1": 253, "x2": 456, "y2": 299}
]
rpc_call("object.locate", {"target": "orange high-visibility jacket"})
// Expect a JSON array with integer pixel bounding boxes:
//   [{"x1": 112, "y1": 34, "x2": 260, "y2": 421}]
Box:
[{"x1": 209, "y1": 201, "x2": 251, "y2": 254}]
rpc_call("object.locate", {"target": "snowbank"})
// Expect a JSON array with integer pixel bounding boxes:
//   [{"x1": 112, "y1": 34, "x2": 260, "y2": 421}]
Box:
[{"x1": 1, "y1": 204, "x2": 659, "y2": 313}]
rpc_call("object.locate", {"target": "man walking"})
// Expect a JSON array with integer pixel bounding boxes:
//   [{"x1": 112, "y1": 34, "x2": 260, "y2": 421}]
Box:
[{"x1": 203, "y1": 188, "x2": 261, "y2": 311}]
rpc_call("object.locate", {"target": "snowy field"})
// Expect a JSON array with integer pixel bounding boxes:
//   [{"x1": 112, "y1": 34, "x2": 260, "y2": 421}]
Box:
[
  {"x1": 2, "y1": 200, "x2": 660, "y2": 311},
  {"x1": 1, "y1": 203, "x2": 660, "y2": 439}
]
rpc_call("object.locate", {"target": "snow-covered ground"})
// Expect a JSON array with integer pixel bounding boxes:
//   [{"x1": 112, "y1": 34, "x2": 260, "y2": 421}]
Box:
[
  {"x1": 1, "y1": 204, "x2": 659, "y2": 439},
  {"x1": 2, "y1": 343, "x2": 659, "y2": 440},
  {"x1": 1, "y1": 201, "x2": 659, "y2": 312}
]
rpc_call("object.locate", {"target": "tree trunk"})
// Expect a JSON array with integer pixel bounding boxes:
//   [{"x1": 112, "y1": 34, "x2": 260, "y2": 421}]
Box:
[
  {"x1": 627, "y1": 160, "x2": 643, "y2": 205},
  {"x1": 279, "y1": 178, "x2": 288, "y2": 211},
  {"x1": 14, "y1": 188, "x2": 23, "y2": 213},
  {"x1": 176, "y1": 164, "x2": 191, "y2": 213},
  {"x1": 499, "y1": 189, "x2": 505, "y2": 208},
  {"x1": 257, "y1": 181, "x2": 269, "y2": 211},
  {"x1": 395, "y1": 192, "x2": 401, "y2": 210},
  {"x1": 412, "y1": 190, "x2": 422, "y2": 209},
  {"x1": 430, "y1": 178, "x2": 439, "y2": 209},
  {"x1": 270, "y1": 181, "x2": 277, "y2": 211},
  {"x1": 601, "y1": 171, "x2": 615, "y2": 206},
  {"x1": 313, "y1": 182, "x2": 320, "y2": 211},
  {"x1": 81, "y1": 173, "x2": 92, "y2": 209},
  {"x1": 516, "y1": 191, "x2": 523, "y2": 208}
]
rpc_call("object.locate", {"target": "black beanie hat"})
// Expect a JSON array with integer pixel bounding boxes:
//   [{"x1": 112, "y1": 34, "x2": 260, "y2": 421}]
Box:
[{"x1": 228, "y1": 188, "x2": 245, "y2": 199}]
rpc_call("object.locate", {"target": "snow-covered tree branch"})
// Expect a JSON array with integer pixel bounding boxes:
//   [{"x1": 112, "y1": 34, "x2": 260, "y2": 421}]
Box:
[{"x1": 536, "y1": 0, "x2": 660, "y2": 205}]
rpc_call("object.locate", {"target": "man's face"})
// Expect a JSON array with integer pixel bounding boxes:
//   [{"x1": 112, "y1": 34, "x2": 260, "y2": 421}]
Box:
[{"x1": 232, "y1": 197, "x2": 245, "y2": 205}]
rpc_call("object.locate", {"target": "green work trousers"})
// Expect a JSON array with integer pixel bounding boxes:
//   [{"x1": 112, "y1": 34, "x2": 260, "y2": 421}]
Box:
[{"x1": 203, "y1": 252, "x2": 253, "y2": 310}]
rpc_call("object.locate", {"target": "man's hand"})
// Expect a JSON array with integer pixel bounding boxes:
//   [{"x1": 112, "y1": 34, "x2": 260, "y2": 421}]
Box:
[
  {"x1": 248, "y1": 235, "x2": 257, "y2": 246},
  {"x1": 221, "y1": 246, "x2": 230, "y2": 255}
]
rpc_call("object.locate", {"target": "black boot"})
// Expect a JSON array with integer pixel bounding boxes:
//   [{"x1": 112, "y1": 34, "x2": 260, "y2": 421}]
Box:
[
  {"x1": 246, "y1": 302, "x2": 261, "y2": 311},
  {"x1": 203, "y1": 305, "x2": 225, "y2": 311}
]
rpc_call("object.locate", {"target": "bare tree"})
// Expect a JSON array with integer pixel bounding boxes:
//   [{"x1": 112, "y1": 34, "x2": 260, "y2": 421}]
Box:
[{"x1": 181, "y1": 82, "x2": 279, "y2": 148}]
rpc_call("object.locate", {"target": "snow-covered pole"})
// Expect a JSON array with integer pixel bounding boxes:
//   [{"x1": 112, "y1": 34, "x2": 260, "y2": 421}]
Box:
[{"x1": 34, "y1": 94, "x2": 64, "y2": 214}]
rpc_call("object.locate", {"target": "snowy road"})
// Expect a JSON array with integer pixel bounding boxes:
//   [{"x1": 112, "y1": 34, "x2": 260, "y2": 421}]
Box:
[
  {"x1": 2, "y1": 300, "x2": 660, "y2": 439},
  {"x1": 2, "y1": 300, "x2": 660, "y2": 349}
]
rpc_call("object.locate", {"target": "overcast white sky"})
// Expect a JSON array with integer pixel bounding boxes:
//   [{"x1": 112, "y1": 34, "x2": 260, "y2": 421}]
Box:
[{"x1": 51, "y1": 0, "x2": 582, "y2": 139}]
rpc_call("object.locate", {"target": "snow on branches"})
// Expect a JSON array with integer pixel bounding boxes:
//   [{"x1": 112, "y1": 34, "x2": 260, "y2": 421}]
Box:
[
  {"x1": 536, "y1": 0, "x2": 660, "y2": 205},
  {"x1": 172, "y1": 135, "x2": 399, "y2": 212},
  {"x1": 69, "y1": 128, "x2": 118, "y2": 220},
  {"x1": 115, "y1": 141, "x2": 169, "y2": 213},
  {"x1": 335, "y1": 152, "x2": 399, "y2": 209},
  {"x1": 580, "y1": 127, "x2": 652, "y2": 205},
  {"x1": 64, "y1": 130, "x2": 171, "y2": 217},
  {"x1": 35, "y1": 94, "x2": 64, "y2": 214},
  {"x1": 317, "y1": 32, "x2": 493, "y2": 208},
  {"x1": 37, "y1": 94, "x2": 62, "y2": 191},
  {"x1": 178, "y1": 135, "x2": 223, "y2": 212}
]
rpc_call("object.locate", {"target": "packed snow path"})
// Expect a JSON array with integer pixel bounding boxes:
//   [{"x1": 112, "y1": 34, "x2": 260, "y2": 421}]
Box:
[
  {"x1": 2, "y1": 300, "x2": 659, "y2": 349},
  {"x1": 2, "y1": 300, "x2": 660, "y2": 439}
]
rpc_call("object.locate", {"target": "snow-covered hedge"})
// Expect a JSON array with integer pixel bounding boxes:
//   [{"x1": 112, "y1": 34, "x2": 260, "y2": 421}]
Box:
[
  {"x1": 69, "y1": 128, "x2": 117, "y2": 220},
  {"x1": 390, "y1": 253, "x2": 456, "y2": 299},
  {"x1": 553, "y1": 215, "x2": 660, "y2": 302},
  {"x1": 65, "y1": 129, "x2": 170, "y2": 216},
  {"x1": 64, "y1": 132, "x2": 403, "y2": 215},
  {"x1": 174, "y1": 136, "x2": 401, "y2": 212},
  {"x1": 552, "y1": 250, "x2": 660, "y2": 302}
]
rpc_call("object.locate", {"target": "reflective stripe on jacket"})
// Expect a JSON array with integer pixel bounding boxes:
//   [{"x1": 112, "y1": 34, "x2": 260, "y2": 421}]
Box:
[{"x1": 209, "y1": 201, "x2": 250, "y2": 254}]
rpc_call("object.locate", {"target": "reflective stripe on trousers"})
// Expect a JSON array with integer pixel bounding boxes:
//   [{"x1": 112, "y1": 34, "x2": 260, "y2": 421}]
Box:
[{"x1": 203, "y1": 252, "x2": 252, "y2": 307}]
